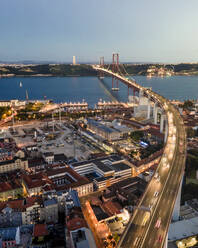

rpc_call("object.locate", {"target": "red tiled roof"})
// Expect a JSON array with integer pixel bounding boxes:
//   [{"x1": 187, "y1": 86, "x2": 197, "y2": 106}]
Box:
[
  {"x1": 33, "y1": 224, "x2": 49, "y2": 237},
  {"x1": 67, "y1": 217, "x2": 87, "y2": 231},
  {"x1": 102, "y1": 201, "x2": 122, "y2": 216},
  {"x1": 46, "y1": 166, "x2": 89, "y2": 183},
  {"x1": 22, "y1": 166, "x2": 91, "y2": 193},
  {"x1": 22, "y1": 173, "x2": 53, "y2": 189},
  {"x1": 0, "y1": 196, "x2": 42, "y2": 212},
  {"x1": 0, "y1": 179, "x2": 22, "y2": 193},
  {"x1": 134, "y1": 149, "x2": 163, "y2": 167}
]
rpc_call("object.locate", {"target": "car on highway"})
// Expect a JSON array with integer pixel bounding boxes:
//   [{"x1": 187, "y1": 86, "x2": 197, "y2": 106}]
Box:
[
  {"x1": 155, "y1": 217, "x2": 161, "y2": 229},
  {"x1": 133, "y1": 236, "x2": 141, "y2": 247},
  {"x1": 148, "y1": 204, "x2": 153, "y2": 211},
  {"x1": 141, "y1": 212, "x2": 150, "y2": 226},
  {"x1": 154, "y1": 191, "x2": 159, "y2": 197},
  {"x1": 157, "y1": 235, "x2": 163, "y2": 243},
  {"x1": 154, "y1": 172, "x2": 159, "y2": 179}
]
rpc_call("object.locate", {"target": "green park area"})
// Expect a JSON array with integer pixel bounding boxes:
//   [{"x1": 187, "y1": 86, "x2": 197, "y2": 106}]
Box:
[{"x1": 0, "y1": 106, "x2": 11, "y2": 120}]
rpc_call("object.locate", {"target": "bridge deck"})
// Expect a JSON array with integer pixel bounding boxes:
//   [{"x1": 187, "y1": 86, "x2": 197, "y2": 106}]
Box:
[{"x1": 93, "y1": 66, "x2": 186, "y2": 248}]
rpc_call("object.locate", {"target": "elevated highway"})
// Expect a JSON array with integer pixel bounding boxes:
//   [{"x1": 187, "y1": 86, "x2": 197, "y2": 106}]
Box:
[{"x1": 93, "y1": 65, "x2": 186, "y2": 248}]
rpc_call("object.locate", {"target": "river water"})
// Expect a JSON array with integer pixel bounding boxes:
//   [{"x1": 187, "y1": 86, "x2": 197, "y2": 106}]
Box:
[{"x1": 0, "y1": 75, "x2": 198, "y2": 107}]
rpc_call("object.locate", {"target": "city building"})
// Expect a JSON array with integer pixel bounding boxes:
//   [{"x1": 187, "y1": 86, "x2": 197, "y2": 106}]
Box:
[
  {"x1": 22, "y1": 165, "x2": 93, "y2": 197},
  {"x1": 0, "y1": 100, "x2": 26, "y2": 107},
  {"x1": 0, "y1": 196, "x2": 58, "y2": 227},
  {"x1": 0, "y1": 150, "x2": 28, "y2": 174},
  {"x1": 70, "y1": 227, "x2": 97, "y2": 248},
  {"x1": 0, "y1": 206, "x2": 22, "y2": 228},
  {"x1": 0, "y1": 226, "x2": 20, "y2": 247},
  {"x1": 71, "y1": 155, "x2": 132, "y2": 190},
  {"x1": 27, "y1": 157, "x2": 46, "y2": 173},
  {"x1": 0, "y1": 179, "x2": 23, "y2": 201},
  {"x1": 73, "y1": 56, "x2": 76, "y2": 65},
  {"x1": 49, "y1": 189, "x2": 81, "y2": 213},
  {"x1": 46, "y1": 166, "x2": 93, "y2": 197},
  {"x1": 64, "y1": 190, "x2": 81, "y2": 213},
  {"x1": 21, "y1": 173, "x2": 55, "y2": 196},
  {"x1": 40, "y1": 198, "x2": 58, "y2": 224},
  {"x1": 42, "y1": 152, "x2": 54, "y2": 164},
  {"x1": 62, "y1": 101, "x2": 88, "y2": 112},
  {"x1": 0, "y1": 137, "x2": 17, "y2": 153},
  {"x1": 32, "y1": 224, "x2": 49, "y2": 248},
  {"x1": 87, "y1": 119, "x2": 121, "y2": 141},
  {"x1": 102, "y1": 177, "x2": 147, "y2": 205},
  {"x1": 168, "y1": 217, "x2": 198, "y2": 244},
  {"x1": 65, "y1": 190, "x2": 97, "y2": 248}
]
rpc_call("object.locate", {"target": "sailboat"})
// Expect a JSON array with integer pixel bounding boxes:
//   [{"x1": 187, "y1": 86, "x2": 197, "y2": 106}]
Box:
[{"x1": 19, "y1": 81, "x2": 23, "y2": 87}]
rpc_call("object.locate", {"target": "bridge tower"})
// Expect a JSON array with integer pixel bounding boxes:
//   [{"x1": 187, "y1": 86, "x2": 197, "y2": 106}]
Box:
[
  {"x1": 111, "y1": 53, "x2": 119, "y2": 91},
  {"x1": 99, "y1": 57, "x2": 105, "y2": 79}
]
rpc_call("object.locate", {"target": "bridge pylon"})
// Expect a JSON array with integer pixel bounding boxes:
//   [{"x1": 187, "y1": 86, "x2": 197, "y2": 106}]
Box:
[{"x1": 111, "y1": 53, "x2": 120, "y2": 91}]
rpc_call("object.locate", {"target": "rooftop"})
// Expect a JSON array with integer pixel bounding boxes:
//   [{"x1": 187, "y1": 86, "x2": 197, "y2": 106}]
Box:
[
  {"x1": 87, "y1": 119, "x2": 120, "y2": 134},
  {"x1": 33, "y1": 224, "x2": 48, "y2": 237},
  {"x1": 71, "y1": 227, "x2": 97, "y2": 248},
  {"x1": 92, "y1": 205, "x2": 109, "y2": 221},
  {"x1": 54, "y1": 153, "x2": 67, "y2": 162},
  {"x1": 71, "y1": 155, "x2": 123, "y2": 168},
  {"x1": 22, "y1": 173, "x2": 53, "y2": 190},
  {"x1": 43, "y1": 152, "x2": 54, "y2": 157},
  {"x1": 0, "y1": 227, "x2": 18, "y2": 241},
  {"x1": 0, "y1": 180, "x2": 22, "y2": 193},
  {"x1": 102, "y1": 201, "x2": 122, "y2": 216},
  {"x1": 0, "y1": 196, "x2": 43, "y2": 212},
  {"x1": 110, "y1": 162, "x2": 131, "y2": 172},
  {"x1": 43, "y1": 198, "x2": 57, "y2": 207},
  {"x1": 66, "y1": 190, "x2": 81, "y2": 208},
  {"x1": 94, "y1": 161, "x2": 114, "y2": 173},
  {"x1": 94, "y1": 176, "x2": 113, "y2": 182},
  {"x1": 67, "y1": 217, "x2": 87, "y2": 231},
  {"x1": 169, "y1": 216, "x2": 198, "y2": 241}
]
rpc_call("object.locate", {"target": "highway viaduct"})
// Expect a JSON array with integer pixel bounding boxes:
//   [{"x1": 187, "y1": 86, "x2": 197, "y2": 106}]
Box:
[{"x1": 93, "y1": 64, "x2": 187, "y2": 248}]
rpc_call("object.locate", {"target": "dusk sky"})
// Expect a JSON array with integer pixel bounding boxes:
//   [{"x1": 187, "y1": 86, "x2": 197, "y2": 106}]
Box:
[{"x1": 1, "y1": 0, "x2": 198, "y2": 63}]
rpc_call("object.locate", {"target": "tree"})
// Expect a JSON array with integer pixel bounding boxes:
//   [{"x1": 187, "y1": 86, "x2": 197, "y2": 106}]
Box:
[
  {"x1": 130, "y1": 130, "x2": 144, "y2": 142},
  {"x1": 183, "y1": 100, "x2": 194, "y2": 110},
  {"x1": 187, "y1": 128, "x2": 195, "y2": 138}
]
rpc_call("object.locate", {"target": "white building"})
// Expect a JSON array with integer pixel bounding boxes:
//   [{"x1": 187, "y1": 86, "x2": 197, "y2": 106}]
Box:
[
  {"x1": 71, "y1": 156, "x2": 132, "y2": 190},
  {"x1": 73, "y1": 56, "x2": 76, "y2": 65},
  {"x1": 70, "y1": 227, "x2": 97, "y2": 248},
  {"x1": 42, "y1": 152, "x2": 54, "y2": 164},
  {"x1": 0, "y1": 100, "x2": 26, "y2": 108}
]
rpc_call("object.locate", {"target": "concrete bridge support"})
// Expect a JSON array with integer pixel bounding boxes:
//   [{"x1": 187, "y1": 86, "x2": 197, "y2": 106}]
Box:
[
  {"x1": 160, "y1": 115, "x2": 166, "y2": 133},
  {"x1": 164, "y1": 120, "x2": 168, "y2": 143},
  {"x1": 154, "y1": 107, "x2": 159, "y2": 124},
  {"x1": 153, "y1": 102, "x2": 157, "y2": 120},
  {"x1": 139, "y1": 89, "x2": 144, "y2": 98},
  {"x1": 163, "y1": 234, "x2": 168, "y2": 248},
  {"x1": 172, "y1": 175, "x2": 183, "y2": 221},
  {"x1": 147, "y1": 101, "x2": 151, "y2": 119}
]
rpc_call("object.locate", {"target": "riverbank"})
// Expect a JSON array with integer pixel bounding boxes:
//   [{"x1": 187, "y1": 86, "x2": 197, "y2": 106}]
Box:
[{"x1": 1, "y1": 63, "x2": 198, "y2": 78}]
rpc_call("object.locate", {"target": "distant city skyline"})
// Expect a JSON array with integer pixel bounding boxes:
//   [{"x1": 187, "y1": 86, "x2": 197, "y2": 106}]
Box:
[{"x1": 0, "y1": 0, "x2": 198, "y2": 63}]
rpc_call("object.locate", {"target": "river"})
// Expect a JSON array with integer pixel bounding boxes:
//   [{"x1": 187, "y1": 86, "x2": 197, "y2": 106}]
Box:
[{"x1": 0, "y1": 75, "x2": 197, "y2": 107}]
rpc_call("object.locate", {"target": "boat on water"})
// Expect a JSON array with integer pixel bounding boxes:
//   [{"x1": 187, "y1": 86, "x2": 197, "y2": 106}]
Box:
[
  {"x1": 112, "y1": 87, "x2": 119, "y2": 91},
  {"x1": 19, "y1": 81, "x2": 22, "y2": 87}
]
